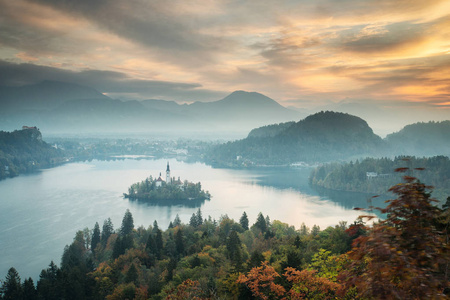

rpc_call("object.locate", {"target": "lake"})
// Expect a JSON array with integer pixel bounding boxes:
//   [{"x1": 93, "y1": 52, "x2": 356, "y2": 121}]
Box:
[{"x1": 0, "y1": 158, "x2": 373, "y2": 281}]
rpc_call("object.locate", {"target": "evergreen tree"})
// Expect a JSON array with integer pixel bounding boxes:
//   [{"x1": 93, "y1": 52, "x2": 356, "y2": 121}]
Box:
[
  {"x1": 22, "y1": 277, "x2": 37, "y2": 300},
  {"x1": 226, "y1": 230, "x2": 243, "y2": 267},
  {"x1": 173, "y1": 214, "x2": 181, "y2": 227},
  {"x1": 91, "y1": 222, "x2": 101, "y2": 253},
  {"x1": 254, "y1": 212, "x2": 267, "y2": 233},
  {"x1": 1, "y1": 267, "x2": 23, "y2": 300},
  {"x1": 125, "y1": 264, "x2": 139, "y2": 284},
  {"x1": 152, "y1": 220, "x2": 159, "y2": 233},
  {"x1": 146, "y1": 234, "x2": 157, "y2": 255},
  {"x1": 175, "y1": 228, "x2": 185, "y2": 255},
  {"x1": 189, "y1": 213, "x2": 198, "y2": 227},
  {"x1": 101, "y1": 218, "x2": 114, "y2": 245},
  {"x1": 239, "y1": 211, "x2": 249, "y2": 230},
  {"x1": 155, "y1": 228, "x2": 164, "y2": 258},
  {"x1": 36, "y1": 262, "x2": 60, "y2": 300},
  {"x1": 112, "y1": 236, "x2": 125, "y2": 259},
  {"x1": 196, "y1": 208, "x2": 203, "y2": 226},
  {"x1": 248, "y1": 250, "x2": 265, "y2": 269},
  {"x1": 120, "y1": 209, "x2": 134, "y2": 236}
]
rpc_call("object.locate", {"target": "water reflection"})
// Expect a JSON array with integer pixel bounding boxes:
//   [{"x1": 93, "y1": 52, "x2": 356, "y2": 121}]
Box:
[{"x1": 127, "y1": 197, "x2": 210, "y2": 208}]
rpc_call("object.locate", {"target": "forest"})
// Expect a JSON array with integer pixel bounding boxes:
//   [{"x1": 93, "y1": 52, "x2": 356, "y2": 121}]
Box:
[
  {"x1": 1, "y1": 172, "x2": 449, "y2": 299},
  {"x1": 309, "y1": 155, "x2": 450, "y2": 201},
  {"x1": 0, "y1": 128, "x2": 63, "y2": 180}
]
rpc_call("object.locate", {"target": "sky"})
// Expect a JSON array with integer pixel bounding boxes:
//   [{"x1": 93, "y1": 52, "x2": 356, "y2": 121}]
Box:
[{"x1": 1, "y1": 0, "x2": 449, "y2": 113}]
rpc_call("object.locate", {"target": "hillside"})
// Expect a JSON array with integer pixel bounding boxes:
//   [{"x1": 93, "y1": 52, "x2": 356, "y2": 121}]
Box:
[
  {"x1": 0, "y1": 128, "x2": 64, "y2": 179},
  {"x1": 207, "y1": 111, "x2": 385, "y2": 166},
  {"x1": 309, "y1": 155, "x2": 450, "y2": 201},
  {"x1": 247, "y1": 121, "x2": 295, "y2": 138},
  {"x1": 385, "y1": 121, "x2": 450, "y2": 156}
]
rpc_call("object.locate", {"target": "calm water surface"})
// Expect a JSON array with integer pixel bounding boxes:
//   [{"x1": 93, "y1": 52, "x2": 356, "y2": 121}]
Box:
[{"x1": 0, "y1": 158, "x2": 370, "y2": 280}]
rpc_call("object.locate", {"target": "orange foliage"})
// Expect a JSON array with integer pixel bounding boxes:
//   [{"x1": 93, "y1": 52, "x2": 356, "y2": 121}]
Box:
[
  {"x1": 165, "y1": 279, "x2": 209, "y2": 300},
  {"x1": 237, "y1": 262, "x2": 286, "y2": 300},
  {"x1": 284, "y1": 268, "x2": 341, "y2": 300},
  {"x1": 342, "y1": 175, "x2": 449, "y2": 299}
]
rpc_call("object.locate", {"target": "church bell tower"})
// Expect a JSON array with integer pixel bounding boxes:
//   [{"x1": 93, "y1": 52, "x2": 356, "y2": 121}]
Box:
[{"x1": 166, "y1": 162, "x2": 171, "y2": 184}]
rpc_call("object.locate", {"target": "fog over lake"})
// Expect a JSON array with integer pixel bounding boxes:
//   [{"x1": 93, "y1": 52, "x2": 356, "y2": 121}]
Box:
[{"x1": 0, "y1": 158, "x2": 370, "y2": 280}]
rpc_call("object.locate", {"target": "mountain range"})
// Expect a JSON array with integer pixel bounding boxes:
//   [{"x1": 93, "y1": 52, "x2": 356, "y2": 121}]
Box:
[{"x1": 0, "y1": 81, "x2": 302, "y2": 137}]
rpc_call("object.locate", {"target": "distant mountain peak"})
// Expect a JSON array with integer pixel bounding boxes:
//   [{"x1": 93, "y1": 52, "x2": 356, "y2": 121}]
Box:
[{"x1": 218, "y1": 90, "x2": 285, "y2": 108}]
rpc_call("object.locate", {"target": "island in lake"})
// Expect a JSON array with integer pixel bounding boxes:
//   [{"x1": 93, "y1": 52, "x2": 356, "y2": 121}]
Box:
[{"x1": 124, "y1": 162, "x2": 211, "y2": 203}]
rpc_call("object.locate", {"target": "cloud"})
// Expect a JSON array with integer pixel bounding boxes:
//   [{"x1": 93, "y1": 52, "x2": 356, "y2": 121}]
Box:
[
  {"x1": 0, "y1": 60, "x2": 226, "y2": 102},
  {"x1": 26, "y1": 0, "x2": 235, "y2": 66},
  {"x1": 0, "y1": 0, "x2": 449, "y2": 110}
]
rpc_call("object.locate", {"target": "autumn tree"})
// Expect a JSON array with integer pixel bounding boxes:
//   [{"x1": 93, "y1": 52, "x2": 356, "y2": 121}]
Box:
[
  {"x1": 237, "y1": 262, "x2": 286, "y2": 300},
  {"x1": 342, "y1": 172, "x2": 449, "y2": 299},
  {"x1": 284, "y1": 268, "x2": 341, "y2": 300}
]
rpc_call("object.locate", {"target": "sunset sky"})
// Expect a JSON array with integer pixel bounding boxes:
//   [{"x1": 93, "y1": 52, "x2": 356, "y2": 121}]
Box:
[{"x1": 1, "y1": 0, "x2": 449, "y2": 112}]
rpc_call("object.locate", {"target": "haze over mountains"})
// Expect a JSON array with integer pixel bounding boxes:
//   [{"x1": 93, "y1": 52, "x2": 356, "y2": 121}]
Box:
[
  {"x1": 1, "y1": 80, "x2": 448, "y2": 140},
  {"x1": 0, "y1": 81, "x2": 301, "y2": 138}
]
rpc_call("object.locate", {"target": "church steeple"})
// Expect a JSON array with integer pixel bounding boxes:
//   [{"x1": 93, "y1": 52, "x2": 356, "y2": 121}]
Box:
[{"x1": 166, "y1": 162, "x2": 171, "y2": 184}]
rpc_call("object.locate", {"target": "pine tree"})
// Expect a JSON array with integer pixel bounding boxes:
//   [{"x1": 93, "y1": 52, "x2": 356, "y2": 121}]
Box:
[
  {"x1": 239, "y1": 211, "x2": 249, "y2": 230},
  {"x1": 36, "y1": 262, "x2": 60, "y2": 300},
  {"x1": 120, "y1": 209, "x2": 134, "y2": 236},
  {"x1": 125, "y1": 264, "x2": 139, "y2": 284},
  {"x1": 1, "y1": 267, "x2": 23, "y2": 300},
  {"x1": 173, "y1": 214, "x2": 181, "y2": 227},
  {"x1": 175, "y1": 228, "x2": 185, "y2": 255},
  {"x1": 91, "y1": 222, "x2": 101, "y2": 253},
  {"x1": 226, "y1": 230, "x2": 242, "y2": 267},
  {"x1": 152, "y1": 220, "x2": 159, "y2": 233},
  {"x1": 146, "y1": 234, "x2": 157, "y2": 255},
  {"x1": 22, "y1": 277, "x2": 37, "y2": 300},
  {"x1": 155, "y1": 228, "x2": 164, "y2": 258},
  {"x1": 101, "y1": 218, "x2": 114, "y2": 245},
  {"x1": 189, "y1": 213, "x2": 198, "y2": 227},
  {"x1": 254, "y1": 212, "x2": 267, "y2": 233},
  {"x1": 196, "y1": 208, "x2": 203, "y2": 226}
]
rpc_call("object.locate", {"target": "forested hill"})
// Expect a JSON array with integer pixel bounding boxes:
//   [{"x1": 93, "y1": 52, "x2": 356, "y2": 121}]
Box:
[
  {"x1": 247, "y1": 121, "x2": 295, "y2": 138},
  {"x1": 309, "y1": 155, "x2": 450, "y2": 201},
  {"x1": 386, "y1": 120, "x2": 450, "y2": 156},
  {"x1": 0, "y1": 128, "x2": 63, "y2": 179},
  {"x1": 207, "y1": 111, "x2": 384, "y2": 166}
]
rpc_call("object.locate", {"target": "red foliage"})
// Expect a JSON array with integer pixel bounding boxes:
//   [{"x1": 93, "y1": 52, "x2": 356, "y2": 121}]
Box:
[{"x1": 341, "y1": 175, "x2": 449, "y2": 299}]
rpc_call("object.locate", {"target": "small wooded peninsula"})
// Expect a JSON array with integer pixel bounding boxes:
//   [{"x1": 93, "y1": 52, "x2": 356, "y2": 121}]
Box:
[{"x1": 123, "y1": 162, "x2": 211, "y2": 202}]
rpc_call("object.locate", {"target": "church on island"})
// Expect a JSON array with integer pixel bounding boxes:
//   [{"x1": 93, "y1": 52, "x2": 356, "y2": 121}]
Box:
[
  {"x1": 124, "y1": 162, "x2": 210, "y2": 202},
  {"x1": 155, "y1": 162, "x2": 182, "y2": 188}
]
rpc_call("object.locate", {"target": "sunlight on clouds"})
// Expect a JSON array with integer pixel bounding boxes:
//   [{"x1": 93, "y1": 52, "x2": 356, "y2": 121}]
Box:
[{"x1": 394, "y1": 85, "x2": 449, "y2": 97}]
